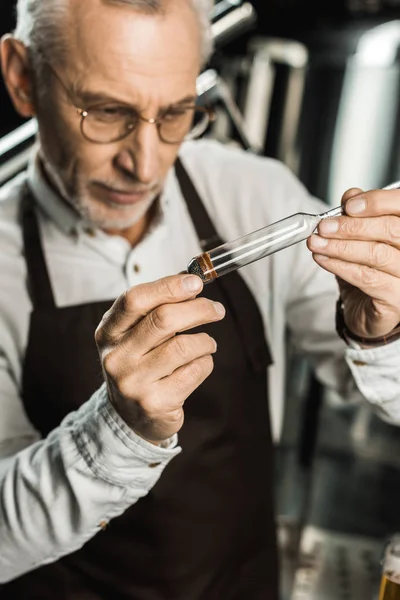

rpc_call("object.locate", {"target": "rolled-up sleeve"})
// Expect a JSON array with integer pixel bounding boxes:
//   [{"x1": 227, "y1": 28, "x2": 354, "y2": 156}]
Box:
[
  {"x1": 0, "y1": 382, "x2": 180, "y2": 583},
  {"x1": 344, "y1": 340, "x2": 400, "y2": 424}
]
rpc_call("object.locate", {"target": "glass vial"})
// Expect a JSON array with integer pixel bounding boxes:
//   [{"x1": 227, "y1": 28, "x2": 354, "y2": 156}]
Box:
[{"x1": 379, "y1": 535, "x2": 400, "y2": 600}]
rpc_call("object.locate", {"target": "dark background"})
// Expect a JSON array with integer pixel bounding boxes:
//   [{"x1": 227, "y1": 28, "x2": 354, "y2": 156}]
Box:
[
  {"x1": 3, "y1": 0, "x2": 400, "y2": 195},
  {"x1": 2, "y1": 0, "x2": 400, "y2": 138},
  {"x1": 0, "y1": 0, "x2": 22, "y2": 136}
]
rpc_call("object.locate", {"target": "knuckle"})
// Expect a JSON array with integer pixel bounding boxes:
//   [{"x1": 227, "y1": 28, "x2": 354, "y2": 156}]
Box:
[
  {"x1": 172, "y1": 335, "x2": 191, "y2": 360},
  {"x1": 101, "y1": 308, "x2": 113, "y2": 323},
  {"x1": 193, "y1": 355, "x2": 214, "y2": 379},
  {"x1": 359, "y1": 266, "x2": 380, "y2": 287},
  {"x1": 173, "y1": 355, "x2": 214, "y2": 393},
  {"x1": 341, "y1": 217, "x2": 363, "y2": 236},
  {"x1": 188, "y1": 361, "x2": 203, "y2": 382},
  {"x1": 94, "y1": 324, "x2": 105, "y2": 346},
  {"x1": 117, "y1": 290, "x2": 130, "y2": 313},
  {"x1": 158, "y1": 276, "x2": 180, "y2": 300},
  {"x1": 370, "y1": 242, "x2": 391, "y2": 268},
  {"x1": 337, "y1": 239, "x2": 350, "y2": 256},
  {"x1": 122, "y1": 288, "x2": 146, "y2": 316},
  {"x1": 386, "y1": 217, "x2": 400, "y2": 244},
  {"x1": 186, "y1": 358, "x2": 207, "y2": 383},
  {"x1": 103, "y1": 346, "x2": 138, "y2": 378},
  {"x1": 149, "y1": 305, "x2": 173, "y2": 335},
  {"x1": 95, "y1": 312, "x2": 113, "y2": 346},
  {"x1": 102, "y1": 350, "x2": 119, "y2": 377}
]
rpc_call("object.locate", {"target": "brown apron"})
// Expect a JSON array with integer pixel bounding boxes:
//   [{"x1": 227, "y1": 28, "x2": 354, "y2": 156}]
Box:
[{"x1": 1, "y1": 159, "x2": 278, "y2": 600}]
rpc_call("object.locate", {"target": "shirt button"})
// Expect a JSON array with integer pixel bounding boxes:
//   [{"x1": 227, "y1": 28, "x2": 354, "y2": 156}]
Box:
[
  {"x1": 353, "y1": 360, "x2": 367, "y2": 367},
  {"x1": 133, "y1": 264, "x2": 141, "y2": 274},
  {"x1": 99, "y1": 520, "x2": 108, "y2": 530},
  {"x1": 149, "y1": 462, "x2": 161, "y2": 469}
]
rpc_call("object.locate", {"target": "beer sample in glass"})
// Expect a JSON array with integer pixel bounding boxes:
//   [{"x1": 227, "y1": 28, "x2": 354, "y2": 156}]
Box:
[{"x1": 379, "y1": 535, "x2": 400, "y2": 600}]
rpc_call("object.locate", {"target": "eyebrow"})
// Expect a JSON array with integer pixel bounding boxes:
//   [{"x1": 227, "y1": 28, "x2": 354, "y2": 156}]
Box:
[{"x1": 73, "y1": 89, "x2": 197, "y2": 111}]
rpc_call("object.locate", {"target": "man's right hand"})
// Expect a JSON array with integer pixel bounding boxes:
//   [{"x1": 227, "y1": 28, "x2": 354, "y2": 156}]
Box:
[{"x1": 95, "y1": 274, "x2": 225, "y2": 444}]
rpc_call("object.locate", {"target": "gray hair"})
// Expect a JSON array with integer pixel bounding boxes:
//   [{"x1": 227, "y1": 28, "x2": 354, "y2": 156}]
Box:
[{"x1": 14, "y1": 0, "x2": 214, "y2": 78}]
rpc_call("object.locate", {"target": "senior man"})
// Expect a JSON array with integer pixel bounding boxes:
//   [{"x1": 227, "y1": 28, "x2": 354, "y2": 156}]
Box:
[{"x1": 1, "y1": 0, "x2": 400, "y2": 598}]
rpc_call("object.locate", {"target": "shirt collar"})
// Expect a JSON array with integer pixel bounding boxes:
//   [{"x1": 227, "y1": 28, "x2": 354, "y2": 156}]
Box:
[{"x1": 27, "y1": 148, "x2": 170, "y2": 238}]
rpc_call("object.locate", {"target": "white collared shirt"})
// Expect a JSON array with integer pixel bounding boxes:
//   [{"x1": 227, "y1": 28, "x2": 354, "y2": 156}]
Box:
[{"x1": 1, "y1": 138, "x2": 400, "y2": 582}]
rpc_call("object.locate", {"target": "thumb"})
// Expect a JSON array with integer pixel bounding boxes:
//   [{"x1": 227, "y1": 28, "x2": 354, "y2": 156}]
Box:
[{"x1": 341, "y1": 187, "x2": 364, "y2": 205}]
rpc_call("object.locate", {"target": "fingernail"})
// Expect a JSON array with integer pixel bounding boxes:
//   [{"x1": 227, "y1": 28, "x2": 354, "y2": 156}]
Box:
[
  {"x1": 314, "y1": 254, "x2": 329, "y2": 261},
  {"x1": 346, "y1": 198, "x2": 366, "y2": 214},
  {"x1": 213, "y1": 302, "x2": 225, "y2": 317},
  {"x1": 310, "y1": 234, "x2": 328, "y2": 248},
  {"x1": 319, "y1": 219, "x2": 338, "y2": 234},
  {"x1": 183, "y1": 275, "x2": 202, "y2": 293}
]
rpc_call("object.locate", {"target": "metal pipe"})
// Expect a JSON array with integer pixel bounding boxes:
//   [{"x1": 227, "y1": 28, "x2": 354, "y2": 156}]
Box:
[{"x1": 211, "y1": 2, "x2": 257, "y2": 49}]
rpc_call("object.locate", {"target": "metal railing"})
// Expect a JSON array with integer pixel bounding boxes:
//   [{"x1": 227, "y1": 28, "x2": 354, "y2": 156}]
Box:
[{"x1": 213, "y1": 35, "x2": 309, "y2": 171}]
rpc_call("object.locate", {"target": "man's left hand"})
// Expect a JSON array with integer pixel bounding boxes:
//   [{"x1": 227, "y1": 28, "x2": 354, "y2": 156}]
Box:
[{"x1": 307, "y1": 186, "x2": 400, "y2": 339}]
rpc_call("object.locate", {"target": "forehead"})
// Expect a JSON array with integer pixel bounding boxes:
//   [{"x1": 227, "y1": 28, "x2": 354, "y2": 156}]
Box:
[{"x1": 64, "y1": 0, "x2": 202, "y2": 101}]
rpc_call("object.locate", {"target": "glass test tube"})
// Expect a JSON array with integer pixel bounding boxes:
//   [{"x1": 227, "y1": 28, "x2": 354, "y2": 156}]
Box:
[
  {"x1": 187, "y1": 180, "x2": 400, "y2": 283},
  {"x1": 379, "y1": 535, "x2": 400, "y2": 600},
  {"x1": 187, "y1": 205, "x2": 343, "y2": 283}
]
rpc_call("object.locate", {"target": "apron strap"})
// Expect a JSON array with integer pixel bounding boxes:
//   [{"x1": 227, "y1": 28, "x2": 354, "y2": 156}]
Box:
[
  {"x1": 174, "y1": 157, "x2": 272, "y2": 371},
  {"x1": 21, "y1": 184, "x2": 57, "y2": 310},
  {"x1": 174, "y1": 158, "x2": 223, "y2": 251}
]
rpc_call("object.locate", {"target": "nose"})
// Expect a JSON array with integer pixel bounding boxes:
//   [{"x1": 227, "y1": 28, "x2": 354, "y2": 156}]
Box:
[{"x1": 115, "y1": 121, "x2": 161, "y2": 184}]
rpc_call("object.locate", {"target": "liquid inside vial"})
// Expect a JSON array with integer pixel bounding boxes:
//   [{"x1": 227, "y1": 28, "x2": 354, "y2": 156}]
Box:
[
  {"x1": 379, "y1": 572, "x2": 400, "y2": 600},
  {"x1": 187, "y1": 253, "x2": 217, "y2": 283}
]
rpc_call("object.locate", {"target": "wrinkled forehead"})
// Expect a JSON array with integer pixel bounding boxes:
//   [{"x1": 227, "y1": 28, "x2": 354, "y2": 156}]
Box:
[{"x1": 62, "y1": 0, "x2": 201, "y2": 102}]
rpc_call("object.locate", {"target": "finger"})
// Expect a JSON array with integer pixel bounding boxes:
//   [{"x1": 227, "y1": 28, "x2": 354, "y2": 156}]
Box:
[
  {"x1": 311, "y1": 253, "x2": 399, "y2": 304},
  {"x1": 317, "y1": 214, "x2": 400, "y2": 248},
  {"x1": 111, "y1": 352, "x2": 215, "y2": 439},
  {"x1": 308, "y1": 236, "x2": 400, "y2": 278},
  {"x1": 95, "y1": 274, "x2": 203, "y2": 345},
  {"x1": 342, "y1": 187, "x2": 400, "y2": 218},
  {"x1": 158, "y1": 353, "x2": 215, "y2": 400},
  {"x1": 341, "y1": 187, "x2": 364, "y2": 204},
  {"x1": 140, "y1": 333, "x2": 217, "y2": 382},
  {"x1": 126, "y1": 297, "x2": 225, "y2": 355}
]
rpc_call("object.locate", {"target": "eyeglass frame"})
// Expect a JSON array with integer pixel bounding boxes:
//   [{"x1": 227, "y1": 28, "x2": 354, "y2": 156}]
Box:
[{"x1": 44, "y1": 63, "x2": 216, "y2": 145}]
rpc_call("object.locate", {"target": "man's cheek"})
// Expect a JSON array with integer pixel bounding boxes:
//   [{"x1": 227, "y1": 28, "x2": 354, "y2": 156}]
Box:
[{"x1": 81, "y1": 150, "x2": 115, "y2": 176}]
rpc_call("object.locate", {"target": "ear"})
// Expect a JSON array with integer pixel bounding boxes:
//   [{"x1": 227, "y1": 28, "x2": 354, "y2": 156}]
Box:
[{"x1": 1, "y1": 35, "x2": 36, "y2": 118}]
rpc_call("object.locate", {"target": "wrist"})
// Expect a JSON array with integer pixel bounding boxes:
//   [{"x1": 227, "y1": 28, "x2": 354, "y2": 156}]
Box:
[
  {"x1": 336, "y1": 298, "x2": 400, "y2": 347},
  {"x1": 106, "y1": 385, "x2": 177, "y2": 448}
]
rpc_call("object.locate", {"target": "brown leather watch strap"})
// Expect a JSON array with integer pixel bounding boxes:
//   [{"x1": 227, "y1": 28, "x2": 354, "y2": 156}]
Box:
[{"x1": 335, "y1": 297, "x2": 400, "y2": 347}]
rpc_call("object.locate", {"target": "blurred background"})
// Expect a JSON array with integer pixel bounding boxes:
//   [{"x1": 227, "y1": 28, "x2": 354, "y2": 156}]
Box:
[{"x1": 3, "y1": 0, "x2": 400, "y2": 598}]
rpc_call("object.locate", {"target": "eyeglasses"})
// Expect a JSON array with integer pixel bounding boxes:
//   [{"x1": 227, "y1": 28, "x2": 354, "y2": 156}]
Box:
[
  {"x1": 48, "y1": 65, "x2": 215, "y2": 145},
  {"x1": 77, "y1": 103, "x2": 215, "y2": 145}
]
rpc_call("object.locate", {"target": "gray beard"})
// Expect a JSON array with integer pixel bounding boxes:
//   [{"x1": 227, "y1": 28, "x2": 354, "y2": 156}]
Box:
[{"x1": 39, "y1": 150, "x2": 157, "y2": 231}]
